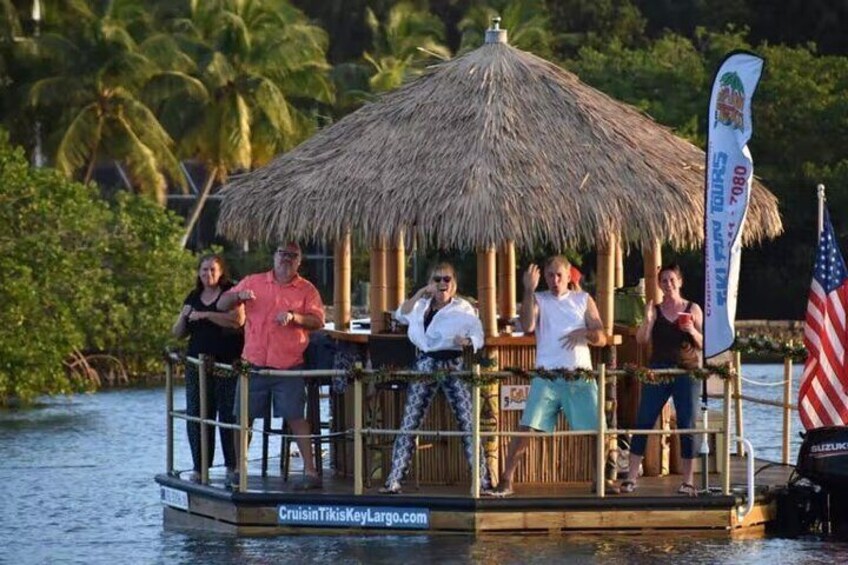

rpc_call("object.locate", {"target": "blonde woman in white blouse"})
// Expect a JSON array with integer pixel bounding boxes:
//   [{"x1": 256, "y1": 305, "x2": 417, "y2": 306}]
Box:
[{"x1": 380, "y1": 263, "x2": 493, "y2": 494}]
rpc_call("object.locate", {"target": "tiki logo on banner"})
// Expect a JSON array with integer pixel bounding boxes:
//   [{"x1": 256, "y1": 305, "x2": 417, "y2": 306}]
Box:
[{"x1": 714, "y1": 72, "x2": 746, "y2": 130}]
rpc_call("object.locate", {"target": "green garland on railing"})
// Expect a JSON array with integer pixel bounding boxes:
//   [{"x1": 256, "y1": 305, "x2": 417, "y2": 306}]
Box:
[
  {"x1": 212, "y1": 358, "x2": 250, "y2": 379},
  {"x1": 732, "y1": 334, "x2": 807, "y2": 361},
  {"x1": 503, "y1": 366, "x2": 596, "y2": 382},
  {"x1": 343, "y1": 365, "x2": 500, "y2": 386},
  {"x1": 622, "y1": 363, "x2": 673, "y2": 385},
  {"x1": 621, "y1": 362, "x2": 737, "y2": 385}
]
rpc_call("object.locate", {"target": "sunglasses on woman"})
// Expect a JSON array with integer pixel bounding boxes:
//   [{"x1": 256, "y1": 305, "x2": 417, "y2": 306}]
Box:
[
  {"x1": 432, "y1": 275, "x2": 452, "y2": 283},
  {"x1": 275, "y1": 250, "x2": 300, "y2": 259}
]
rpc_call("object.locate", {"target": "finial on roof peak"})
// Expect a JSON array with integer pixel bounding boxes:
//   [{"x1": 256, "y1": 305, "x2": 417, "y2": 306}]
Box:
[{"x1": 485, "y1": 16, "x2": 508, "y2": 44}]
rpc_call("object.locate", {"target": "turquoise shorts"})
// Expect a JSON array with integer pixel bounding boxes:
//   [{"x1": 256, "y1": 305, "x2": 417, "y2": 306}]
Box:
[{"x1": 519, "y1": 377, "x2": 599, "y2": 433}]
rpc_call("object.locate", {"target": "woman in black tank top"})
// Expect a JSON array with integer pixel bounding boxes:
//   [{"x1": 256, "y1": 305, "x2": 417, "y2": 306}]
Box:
[{"x1": 619, "y1": 264, "x2": 704, "y2": 496}]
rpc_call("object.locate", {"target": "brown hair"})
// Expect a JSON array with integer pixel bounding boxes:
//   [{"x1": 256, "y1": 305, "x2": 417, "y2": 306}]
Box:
[
  {"x1": 658, "y1": 263, "x2": 684, "y2": 282},
  {"x1": 194, "y1": 254, "x2": 232, "y2": 294}
]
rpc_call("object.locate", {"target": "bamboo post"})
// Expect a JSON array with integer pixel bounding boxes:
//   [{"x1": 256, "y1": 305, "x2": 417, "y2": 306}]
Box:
[
  {"x1": 471, "y1": 364, "x2": 481, "y2": 499},
  {"x1": 199, "y1": 355, "x2": 209, "y2": 485},
  {"x1": 369, "y1": 237, "x2": 388, "y2": 333},
  {"x1": 734, "y1": 350, "x2": 745, "y2": 456},
  {"x1": 596, "y1": 235, "x2": 616, "y2": 333},
  {"x1": 722, "y1": 376, "x2": 731, "y2": 495},
  {"x1": 597, "y1": 235, "x2": 617, "y2": 484},
  {"x1": 477, "y1": 247, "x2": 497, "y2": 337},
  {"x1": 238, "y1": 369, "x2": 249, "y2": 492},
  {"x1": 615, "y1": 240, "x2": 624, "y2": 289},
  {"x1": 596, "y1": 364, "x2": 607, "y2": 498},
  {"x1": 642, "y1": 240, "x2": 662, "y2": 306},
  {"x1": 334, "y1": 233, "x2": 352, "y2": 331},
  {"x1": 386, "y1": 232, "x2": 405, "y2": 311},
  {"x1": 783, "y1": 344, "x2": 794, "y2": 466},
  {"x1": 497, "y1": 241, "x2": 516, "y2": 329},
  {"x1": 354, "y1": 369, "x2": 364, "y2": 495},
  {"x1": 165, "y1": 356, "x2": 174, "y2": 475},
  {"x1": 640, "y1": 240, "x2": 663, "y2": 473}
]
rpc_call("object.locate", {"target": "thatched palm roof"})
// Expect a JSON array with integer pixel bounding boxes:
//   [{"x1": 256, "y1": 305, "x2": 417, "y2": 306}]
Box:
[{"x1": 218, "y1": 39, "x2": 782, "y2": 251}]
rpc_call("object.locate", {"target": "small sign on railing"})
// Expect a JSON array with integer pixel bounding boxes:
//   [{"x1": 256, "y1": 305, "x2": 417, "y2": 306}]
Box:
[{"x1": 501, "y1": 385, "x2": 530, "y2": 411}]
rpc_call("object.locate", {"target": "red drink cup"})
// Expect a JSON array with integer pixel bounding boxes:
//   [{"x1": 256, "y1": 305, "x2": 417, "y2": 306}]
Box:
[{"x1": 677, "y1": 312, "x2": 692, "y2": 328}]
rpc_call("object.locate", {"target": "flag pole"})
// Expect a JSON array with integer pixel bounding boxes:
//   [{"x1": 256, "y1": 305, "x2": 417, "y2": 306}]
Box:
[{"x1": 817, "y1": 184, "x2": 826, "y2": 237}]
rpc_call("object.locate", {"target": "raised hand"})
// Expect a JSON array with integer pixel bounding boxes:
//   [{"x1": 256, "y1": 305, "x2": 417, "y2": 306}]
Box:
[
  {"x1": 644, "y1": 300, "x2": 656, "y2": 325},
  {"x1": 523, "y1": 264, "x2": 541, "y2": 293},
  {"x1": 238, "y1": 289, "x2": 256, "y2": 302}
]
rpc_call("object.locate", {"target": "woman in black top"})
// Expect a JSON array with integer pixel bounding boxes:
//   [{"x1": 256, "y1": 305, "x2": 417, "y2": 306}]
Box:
[
  {"x1": 620, "y1": 264, "x2": 704, "y2": 496},
  {"x1": 172, "y1": 254, "x2": 245, "y2": 483}
]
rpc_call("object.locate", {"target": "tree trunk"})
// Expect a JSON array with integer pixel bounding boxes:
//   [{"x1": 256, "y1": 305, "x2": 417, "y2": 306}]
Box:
[{"x1": 180, "y1": 167, "x2": 218, "y2": 249}]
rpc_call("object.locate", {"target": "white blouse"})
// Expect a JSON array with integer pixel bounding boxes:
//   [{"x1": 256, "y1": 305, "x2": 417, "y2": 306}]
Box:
[{"x1": 394, "y1": 296, "x2": 484, "y2": 353}]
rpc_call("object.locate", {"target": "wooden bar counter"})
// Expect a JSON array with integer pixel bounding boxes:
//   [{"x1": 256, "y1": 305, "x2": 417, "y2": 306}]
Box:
[{"x1": 325, "y1": 325, "x2": 630, "y2": 487}]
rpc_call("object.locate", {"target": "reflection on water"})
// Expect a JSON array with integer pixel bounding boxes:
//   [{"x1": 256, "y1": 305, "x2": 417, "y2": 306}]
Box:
[{"x1": 2, "y1": 365, "x2": 848, "y2": 564}]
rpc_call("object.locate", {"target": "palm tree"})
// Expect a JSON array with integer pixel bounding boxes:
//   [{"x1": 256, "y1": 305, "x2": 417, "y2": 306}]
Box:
[
  {"x1": 26, "y1": 0, "x2": 184, "y2": 204},
  {"x1": 145, "y1": 0, "x2": 334, "y2": 247},
  {"x1": 363, "y1": 2, "x2": 452, "y2": 93}
]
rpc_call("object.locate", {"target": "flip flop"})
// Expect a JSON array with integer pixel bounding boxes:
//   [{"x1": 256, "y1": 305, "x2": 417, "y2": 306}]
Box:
[
  {"x1": 620, "y1": 480, "x2": 637, "y2": 493},
  {"x1": 677, "y1": 482, "x2": 697, "y2": 497},
  {"x1": 489, "y1": 485, "x2": 514, "y2": 498}
]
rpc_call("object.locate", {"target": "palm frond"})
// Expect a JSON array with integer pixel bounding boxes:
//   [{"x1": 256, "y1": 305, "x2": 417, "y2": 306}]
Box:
[
  {"x1": 100, "y1": 19, "x2": 138, "y2": 52},
  {"x1": 215, "y1": 10, "x2": 251, "y2": 56},
  {"x1": 249, "y1": 77, "x2": 293, "y2": 137},
  {"x1": 112, "y1": 114, "x2": 168, "y2": 204},
  {"x1": 203, "y1": 51, "x2": 237, "y2": 88},
  {"x1": 116, "y1": 90, "x2": 186, "y2": 192},
  {"x1": 139, "y1": 33, "x2": 197, "y2": 73},
  {"x1": 29, "y1": 77, "x2": 90, "y2": 108},
  {"x1": 143, "y1": 71, "x2": 209, "y2": 107},
  {"x1": 55, "y1": 104, "x2": 102, "y2": 177},
  {"x1": 219, "y1": 93, "x2": 251, "y2": 171},
  {"x1": 98, "y1": 51, "x2": 157, "y2": 91}
]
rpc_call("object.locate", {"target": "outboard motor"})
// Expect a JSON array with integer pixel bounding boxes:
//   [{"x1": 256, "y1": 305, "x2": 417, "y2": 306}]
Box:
[
  {"x1": 783, "y1": 426, "x2": 848, "y2": 537},
  {"x1": 796, "y1": 426, "x2": 848, "y2": 489}
]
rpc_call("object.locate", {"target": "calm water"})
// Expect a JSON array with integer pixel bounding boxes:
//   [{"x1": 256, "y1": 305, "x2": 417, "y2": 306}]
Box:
[{"x1": 2, "y1": 364, "x2": 848, "y2": 564}]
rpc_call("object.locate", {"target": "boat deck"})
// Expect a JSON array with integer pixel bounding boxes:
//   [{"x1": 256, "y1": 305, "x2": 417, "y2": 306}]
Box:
[{"x1": 156, "y1": 456, "x2": 793, "y2": 536}]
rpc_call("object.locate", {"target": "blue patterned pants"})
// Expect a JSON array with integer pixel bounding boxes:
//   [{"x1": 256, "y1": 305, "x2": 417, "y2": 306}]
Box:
[{"x1": 385, "y1": 355, "x2": 492, "y2": 489}]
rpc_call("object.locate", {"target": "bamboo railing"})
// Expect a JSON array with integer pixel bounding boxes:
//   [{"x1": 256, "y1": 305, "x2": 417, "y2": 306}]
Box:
[{"x1": 164, "y1": 353, "x2": 738, "y2": 498}]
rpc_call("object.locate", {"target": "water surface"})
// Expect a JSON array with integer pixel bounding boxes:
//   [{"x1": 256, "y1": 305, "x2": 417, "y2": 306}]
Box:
[{"x1": 2, "y1": 364, "x2": 847, "y2": 564}]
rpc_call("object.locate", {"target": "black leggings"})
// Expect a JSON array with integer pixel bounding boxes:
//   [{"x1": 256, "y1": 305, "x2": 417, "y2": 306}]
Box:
[{"x1": 185, "y1": 364, "x2": 237, "y2": 471}]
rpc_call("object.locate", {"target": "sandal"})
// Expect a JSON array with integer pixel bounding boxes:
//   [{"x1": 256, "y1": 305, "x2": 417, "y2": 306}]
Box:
[
  {"x1": 677, "y1": 482, "x2": 697, "y2": 497},
  {"x1": 619, "y1": 479, "x2": 637, "y2": 493},
  {"x1": 489, "y1": 484, "x2": 514, "y2": 498},
  {"x1": 379, "y1": 481, "x2": 402, "y2": 495}
]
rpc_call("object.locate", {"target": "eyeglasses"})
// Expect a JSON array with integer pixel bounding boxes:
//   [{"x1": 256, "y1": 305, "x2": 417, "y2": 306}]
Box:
[
  {"x1": 276, "y1": 250, "x2": 300, "y2": 259},
  {"x1": 432, "y1": 276, "x2": 452, "y2": 283}
]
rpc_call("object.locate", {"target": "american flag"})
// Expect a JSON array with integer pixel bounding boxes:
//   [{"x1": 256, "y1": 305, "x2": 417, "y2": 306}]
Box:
[{"x1": 800, "y1": 209, "x2": 848, "y2": 429}]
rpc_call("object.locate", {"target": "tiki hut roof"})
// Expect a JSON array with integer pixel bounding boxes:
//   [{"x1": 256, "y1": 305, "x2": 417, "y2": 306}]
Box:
[{"x1": 218, "y1": 37, "x2": 782, "y2": 251}]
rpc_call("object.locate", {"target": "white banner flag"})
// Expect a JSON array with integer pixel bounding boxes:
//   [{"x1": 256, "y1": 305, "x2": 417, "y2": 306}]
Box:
[{"x1": 704, "y1": 52, "x2": 764, "y2": 358}]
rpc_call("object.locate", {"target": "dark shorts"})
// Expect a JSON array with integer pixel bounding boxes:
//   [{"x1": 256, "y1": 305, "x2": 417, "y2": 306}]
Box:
[{"x1": 233, "y1": 364, "x2": 306, "y2": 422}]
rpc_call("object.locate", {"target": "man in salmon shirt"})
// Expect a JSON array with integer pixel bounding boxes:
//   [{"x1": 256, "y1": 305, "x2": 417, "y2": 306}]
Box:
[{"x1": 219, "y1": 242, "x2": 325, "y2": 490}]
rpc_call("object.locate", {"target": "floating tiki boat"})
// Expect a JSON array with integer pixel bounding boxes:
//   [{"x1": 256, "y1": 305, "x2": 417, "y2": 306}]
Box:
[{"x1": 156, "y1": 20, "x2": 788, "y2": 535}]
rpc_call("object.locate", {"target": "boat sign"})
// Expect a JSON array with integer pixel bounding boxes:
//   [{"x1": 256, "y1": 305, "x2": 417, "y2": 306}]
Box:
[
  {"x1": 277, "y1": 504, "x2": 429, "y2": 530},
  {"x1": 161, "y1": 486, "x2": 189, "y2": 510}
]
